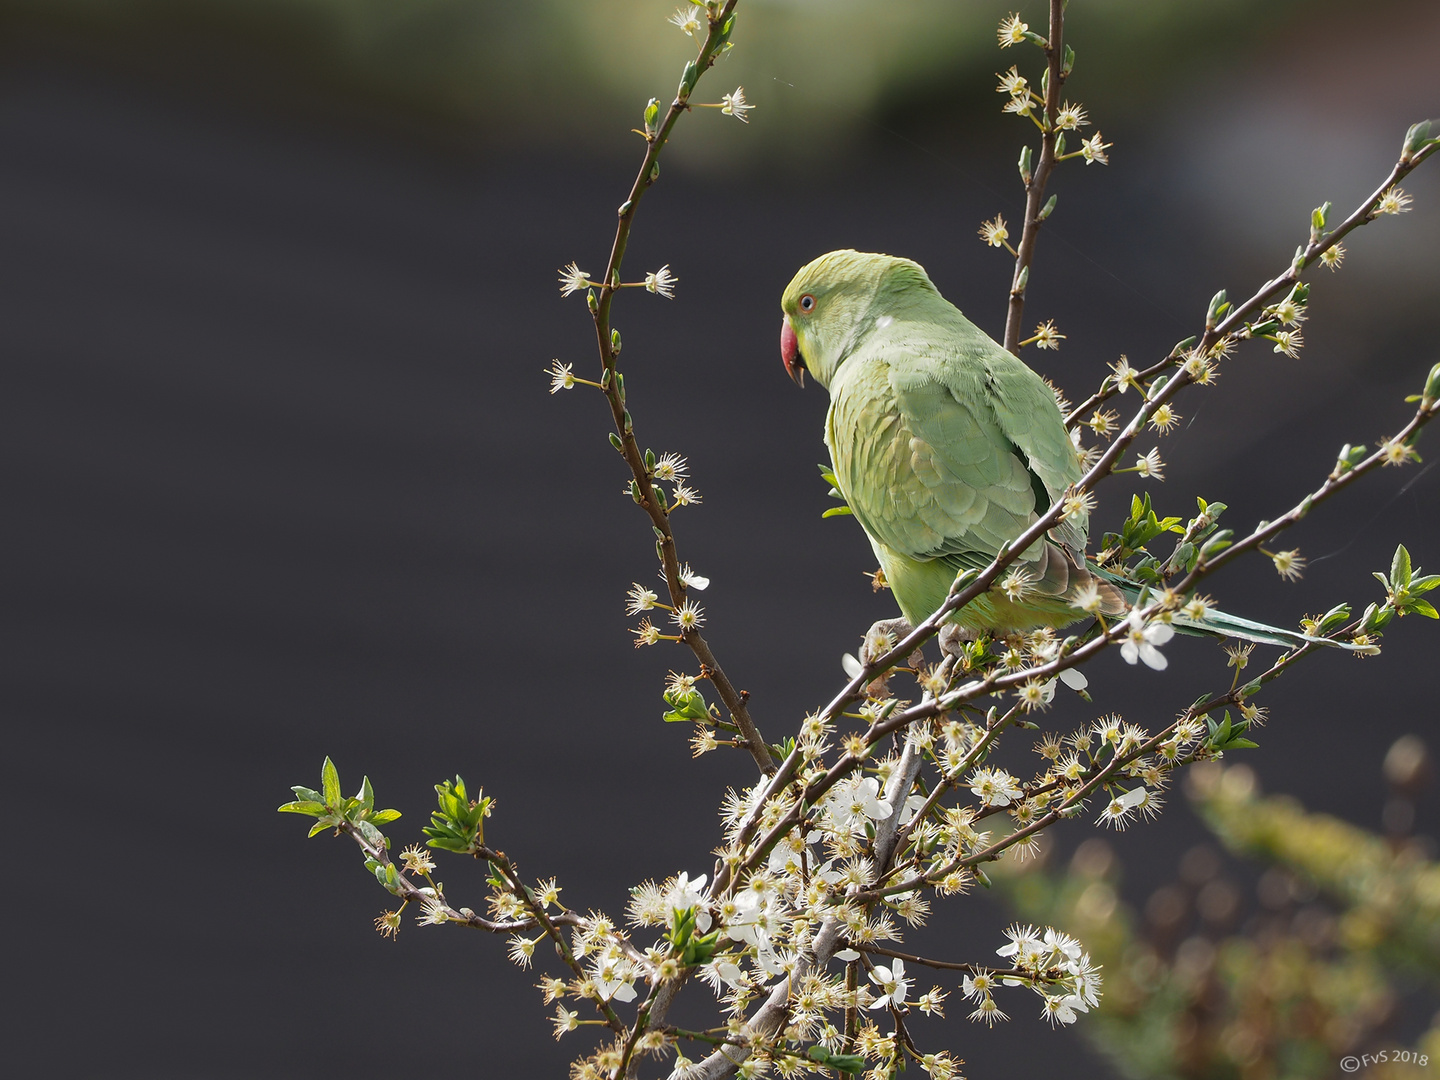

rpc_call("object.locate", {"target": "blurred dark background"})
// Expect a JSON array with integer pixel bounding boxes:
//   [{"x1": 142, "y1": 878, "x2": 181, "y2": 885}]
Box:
[{"x1": 2, "y1": 1, "x2": 1437, "y2": 1075}]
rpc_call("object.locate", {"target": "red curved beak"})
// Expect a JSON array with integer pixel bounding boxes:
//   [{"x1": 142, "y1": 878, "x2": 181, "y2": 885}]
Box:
[{"x1": 781, "y1": 317, "x2": 805, "y2": 387}]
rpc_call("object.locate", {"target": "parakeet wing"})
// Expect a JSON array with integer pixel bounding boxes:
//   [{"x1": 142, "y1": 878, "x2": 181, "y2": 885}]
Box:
[{"x1": 827, "y1": 324, "x2": 1081, "y2": 573}]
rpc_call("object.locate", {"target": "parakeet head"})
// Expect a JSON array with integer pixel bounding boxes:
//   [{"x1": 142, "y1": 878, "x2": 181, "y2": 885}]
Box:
[{"x1": 779, "y1": 249, "x2": 940, "y2": 390}]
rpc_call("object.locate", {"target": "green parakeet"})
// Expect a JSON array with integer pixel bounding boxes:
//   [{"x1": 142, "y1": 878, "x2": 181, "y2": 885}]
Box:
[
  {"x1": 779, "y1": 249, "x2": 1344, "y2": 652},
  {"x1": 780, "y1": 249, "x2": 1119, "y2": 636}
]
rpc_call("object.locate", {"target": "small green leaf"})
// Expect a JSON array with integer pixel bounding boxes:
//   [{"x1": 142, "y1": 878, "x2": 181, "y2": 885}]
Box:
[
  {"x1": 821, "y1": 506, "x2": 854, "y2": 518},
  {"x1": 321, "y1": 757, "x2": 341, "y2": 807},
  {"x1": 371, "y1": 809, "x2": 402, "y2": 824},
  {"x1": 1318, "y1": 603, "x2": 1352, "y2": 631},
  {"x1": 307, "y1": 819, "x2": 334, "y2": 838},
  {"x1": 1391, "y1": 545, "x2": 1413, "y2": 588},
  {"x1": 1410, "y1": 574, "x2": 1440, "y2": 595},
  {"x1": 356, "y1": 820, "x2": 385, "y2": 847},
  {"x1": 277, "y1": 800, "x2": 327, "y2": 816},
  {"x1": 1408, "y1": 598, "x2": 1439, "y2": 619}
]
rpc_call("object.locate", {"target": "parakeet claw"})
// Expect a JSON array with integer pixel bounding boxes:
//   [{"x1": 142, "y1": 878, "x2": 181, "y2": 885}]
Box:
[{"x1": 938, "y1": 624, "x2": 979, "y2": 660}]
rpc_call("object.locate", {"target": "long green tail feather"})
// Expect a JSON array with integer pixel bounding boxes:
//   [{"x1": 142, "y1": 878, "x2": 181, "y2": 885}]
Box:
[{"x1": 1091, "y1": 566, "x2": 1368, "y2": 652}]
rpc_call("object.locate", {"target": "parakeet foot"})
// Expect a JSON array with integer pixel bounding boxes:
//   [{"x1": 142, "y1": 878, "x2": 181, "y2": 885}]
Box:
[{"x1": 938, "y1": 623, "x2": 980, "y2": 660}]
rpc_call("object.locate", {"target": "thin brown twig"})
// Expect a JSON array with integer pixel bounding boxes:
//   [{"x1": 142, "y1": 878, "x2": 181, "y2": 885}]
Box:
[
  {"x1": 1003, "y1": 0, "x2": 1066, "y2": 355},
  {"x1": 482, "y1": 846, "x2": 631, "y2": 1035},
  {"x1": 578, "y1": 1, "x2": 775, "y2": 779}
]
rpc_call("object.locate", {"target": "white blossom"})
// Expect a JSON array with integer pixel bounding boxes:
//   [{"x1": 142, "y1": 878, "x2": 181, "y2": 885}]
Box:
[{"x1": 1119, "y1": 607, "x2": 1174, "y2": 670}]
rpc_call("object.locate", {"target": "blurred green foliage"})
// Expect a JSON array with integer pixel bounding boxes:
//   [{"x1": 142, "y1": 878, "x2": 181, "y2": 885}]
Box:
[
  {"x1": 2, "y1": 0, "x2": 1340, "y2": 157},
  {"x1": 997, "y1": 761, "x2": 1440, "y2": 1079}
]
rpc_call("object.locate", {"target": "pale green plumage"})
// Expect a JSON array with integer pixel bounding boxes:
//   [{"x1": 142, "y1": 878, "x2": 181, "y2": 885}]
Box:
[
  {"x1": 782, "y1": 249, "x2": 1107, "y2": 633},
  {"x1": 781, "y1": 249, "x2": 1363, "y2": 652}
]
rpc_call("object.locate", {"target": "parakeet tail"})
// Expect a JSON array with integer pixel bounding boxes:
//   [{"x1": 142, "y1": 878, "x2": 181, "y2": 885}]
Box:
[{"x1": 1090, "y1": 565, "x2": 1366, "y2": 651}]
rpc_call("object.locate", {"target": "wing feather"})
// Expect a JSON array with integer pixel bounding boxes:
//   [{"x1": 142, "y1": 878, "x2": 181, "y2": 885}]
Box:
[{"x1": 825, "y1": 314, "x2": 1088, "y2": 573}]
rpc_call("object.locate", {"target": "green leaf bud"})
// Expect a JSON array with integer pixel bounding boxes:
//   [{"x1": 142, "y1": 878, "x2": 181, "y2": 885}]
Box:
[
  {"x1": 1403, "y1": 119, "x2": 1433, "y2": 160},
  {"x1": 1062, "y1": 43, "x2": 1075, "y2": 76},
  {"x1": 1206, "y1": 290, "x2": 1228, "y2": 328},
  {"x1": 678, "y1": 60, "x2": 699, "y2": 99},
  {"x1": 610, "y1": 328, "x2": 622, "y2": 355},
  {"x1": 1018, "y1": 144, "x2": 1033, "y2": 184},
  {"x1": 609, "y1": 432, "x2": 624, "y2": 453},
  {"x1": 1423, "y1": 361, "x2": 1440, "y2": 405},
  {"x1": 1038, "y1": 194, "x2": 1057, "y2": 221}
]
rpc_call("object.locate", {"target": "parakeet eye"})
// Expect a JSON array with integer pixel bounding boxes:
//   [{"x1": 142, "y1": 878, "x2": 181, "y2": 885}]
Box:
[{"x1": 799, "y1": 294, "x2": 815, "y2": 312}]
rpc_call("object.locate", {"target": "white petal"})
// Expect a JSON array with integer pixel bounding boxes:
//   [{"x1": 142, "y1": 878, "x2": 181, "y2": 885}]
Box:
[
  {"x1": 1120, "y1": 641, "x2": 1140, "y2": 665},
  {"x1": 610, "y1": 981, "x2": 638, "y2": 1003},
  {"x1": 1146, "y1": 623, "x2": 1175, "y2": 646},
  {"x1": 1058, "y1": 667, "x2": 1088, "y2": 690},
  {"x1": 1118, "y1": 786, "x2": 1148, "y2": 809},
  {"x1": 1139, "y1": 643, "x2": 1169, "y2": 671},
  {"x1": 834, "y1": 949, "x2": 861, "y2": 962},
  {"x1": 842, "y1": 653, "x2": 863, "y2": 679}
]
